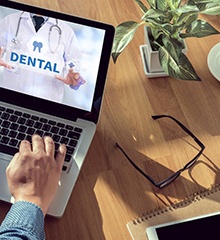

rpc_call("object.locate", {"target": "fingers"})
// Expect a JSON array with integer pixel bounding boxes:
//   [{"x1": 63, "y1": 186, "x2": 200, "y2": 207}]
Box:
[
  {"x1": 55, "y1": 144, "x2": 66, "y2": 170},
  {"x1": 0, "y1": 47, "x2": 13, "y2": 69},
  {"x1": 55, "y1": 69, "x2": 80, "y2": 85},
  {"x1": 44, "y1": 136, "x2": 55, "y2": 157},
  {"x1": 32, "y1": 134, "x2": 45, "y2": 152},
  {"x1": 68, "y1": 68, "x2": 80, "y2": 80},
  {"x1": 55, "y1": 75, "x2": 64, "y2": 82},
  {"x1": 0, "y1": 47, "x2": 3, "y2": 56},
  {"x1": 17, "y1": 135, "x2": 66, "y2": 168},
  {"x1": 19, "y1": 139, "x2": 32, "y2": 153}
]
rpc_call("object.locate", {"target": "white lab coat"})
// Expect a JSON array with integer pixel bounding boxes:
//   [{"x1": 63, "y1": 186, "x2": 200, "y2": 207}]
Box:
[{"x1": 0, "y1": 11, "x2": 81, "y2": 102}]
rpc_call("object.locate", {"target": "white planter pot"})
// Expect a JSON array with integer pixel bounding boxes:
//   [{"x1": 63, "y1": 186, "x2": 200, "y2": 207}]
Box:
[
  {"x1": 140, "y1": 26, "x2": 187, "y2": 78},
  {"x1": 144, "y1": 26, "x2": 163, "y2": 73}
]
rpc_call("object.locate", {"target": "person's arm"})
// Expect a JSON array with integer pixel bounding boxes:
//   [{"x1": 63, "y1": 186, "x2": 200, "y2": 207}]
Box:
[
  {"x1": 0, "y1": 47, "x2": 12, "y2": 69},
  {"x1": 55, "y1": 68, "x2": 86, "y2": 90},
  {"x1": 55, "y1": 22, "x2": 86, "y2": 89},
  {"x1": 0, "y1": 135, "x2": 66, "y2": 240},
  {"x1": 0, "y1": 201, "x2": 45, "y2": 240}
]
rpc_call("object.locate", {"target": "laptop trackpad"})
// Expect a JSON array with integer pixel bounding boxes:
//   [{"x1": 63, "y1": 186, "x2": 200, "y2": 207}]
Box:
[{"x1": 0, "y1": 157, "x2": 12, "y2": 201}]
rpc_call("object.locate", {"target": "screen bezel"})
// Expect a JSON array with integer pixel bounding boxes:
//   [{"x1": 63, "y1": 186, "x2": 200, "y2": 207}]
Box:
[
  {"x1": 146, "y1": 211, "x2": 220, "y2": 240},
  {"x1": 0, "y1": 0, "x2": 114, "y2": 123}
]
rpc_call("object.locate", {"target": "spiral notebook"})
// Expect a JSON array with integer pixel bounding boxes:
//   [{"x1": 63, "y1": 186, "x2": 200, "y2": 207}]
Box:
[{"x1": 127, "y1": 185, "x2": 220, "y2": 240}]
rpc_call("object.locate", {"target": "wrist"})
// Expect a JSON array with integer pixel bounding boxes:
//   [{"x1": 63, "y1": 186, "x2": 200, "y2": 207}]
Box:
[{"x1": 14, "y1": 196, "x2": 48, "y2": 216}]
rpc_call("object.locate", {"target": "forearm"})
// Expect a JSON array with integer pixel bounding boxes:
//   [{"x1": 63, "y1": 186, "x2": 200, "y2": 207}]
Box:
[{"x1": 0, "y1": 201, "x2": 45, "y2": 240}]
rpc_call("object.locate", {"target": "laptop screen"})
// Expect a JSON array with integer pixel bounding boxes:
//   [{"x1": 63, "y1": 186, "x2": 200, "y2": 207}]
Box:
[{"x1": 0, "y1": 1, "x2": 114, "y2": 123}]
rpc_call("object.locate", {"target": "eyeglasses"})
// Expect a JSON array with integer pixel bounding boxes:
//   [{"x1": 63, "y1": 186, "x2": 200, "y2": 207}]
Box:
[{"x1": 116, "y1": 115, "x2": 205, "y2": 189}]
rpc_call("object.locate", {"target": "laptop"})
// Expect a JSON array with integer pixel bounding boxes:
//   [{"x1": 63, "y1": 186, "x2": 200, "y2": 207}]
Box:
[{"x1": 0, "y1": 0, "x2": 114, "y2": 217}]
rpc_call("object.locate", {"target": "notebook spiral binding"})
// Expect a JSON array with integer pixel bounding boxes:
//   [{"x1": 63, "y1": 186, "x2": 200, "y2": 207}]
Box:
[{"x1": 131, "y1": 184, "x2": 220, "y2": 225}]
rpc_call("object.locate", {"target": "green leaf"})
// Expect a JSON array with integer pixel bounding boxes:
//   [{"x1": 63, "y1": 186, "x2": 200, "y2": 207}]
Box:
[
  {"x1": 147, "y1": 0, "x2": 156, "y2": 8},
  {"x1": 111, "y1": 21, "x2": 139, "y2": 63},
  {"x1": 156, "y1": 1, "x2": 169, "y2": 11},
  {"x1": 142, "y1": 8, "x2": 168, "y2": 23},
  {"x1": 200, "y1": 2, "x2": 220, "y2": 15},
  {"x1": 194, "y1": 0, "x2": 216, "y2": 4},
  {"x1": 172, "y1": 4, "x2": 199, "y2": 27},
  {"x1": 180, "y1": 19, "x2": 219, "y2": 38},
  {"x1": 134, "y1": 0, "x2": 148, "y2": 13},
  {"x1": 167, "y1": 0, "x2": 182, "y2": 9},
  {"x1": 160, "y1": 23, "x2": 181, "y2": 37},
  {"x1": 172, "y1": 4, "x2": 199, "y2": 15},
  {"x1": 180, "y1": 14, "x2": 198, "y2": 30},
  {"x1": 158, "y1": 39, "x2": 200, "y2": 80}
]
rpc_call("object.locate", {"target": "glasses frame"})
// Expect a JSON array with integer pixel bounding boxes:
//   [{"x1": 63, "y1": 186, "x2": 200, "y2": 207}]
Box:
[{"x1": 116, "y1": 114, "x2": 205, "y2": 189}]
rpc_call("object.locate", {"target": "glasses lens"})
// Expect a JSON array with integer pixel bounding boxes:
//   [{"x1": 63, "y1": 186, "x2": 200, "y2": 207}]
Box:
[{"x1": 116, "y1": 115, "x2": 205, "y2": 188}]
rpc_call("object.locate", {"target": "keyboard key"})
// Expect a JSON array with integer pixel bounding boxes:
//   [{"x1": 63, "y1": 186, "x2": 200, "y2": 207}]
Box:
[
  {"x1": 74, "y1": 127, "x2": 83, "y2": 133},
  {"x1": 14, "y1": 111, "x2": 22, "y2": 116},
  {"x1": 27, "y1": 127, "x2": 35, "y2": 135},
  {"x1": 9, "y1": 115, "x2": 18, "y2": 122},
  {"x1": 67, "y1": 146, "x2": 75, "y2": 155},
  {"x1": 66, "y1": 125, "x2": 74, "y2": 130},
  {"x1": 53, "y1": 134, "x2": 60, "y2": 142},
  {"x1": 0, "y1": 136, "x2": 10, "y2": 144},
  {"x1": 48, "y1": 120, "x2": 56, "y2": 125},
  {"x1": 44, "y1": 132, "x2": 53, "y2": 137},
  {"x1": 0, "y1": 128, "x2": 9, "y2": 136},
  {"x1": 18, "y1": 125, "x2": 27, "y2": 132},
  {"x1": 10, "y1": 123, "x2": 19, "y2": 130},
  {"x1": 9, "y1": 139, "x2": 18, "y2": 147},
  {"x1": 51, "y1": 126, "x2": 59, "y2": 134},
  {"x1": 9, "y1": 130, "x2": 17, "y2": 138},
  {"x1": 17, "y1": 117, "x2": 26, "y2": 124},
  {"x1": 40, "y1": 118, "x2": 47, "y2": 123},
  {"x1": 57, "y1": 122, "x2": 65, "y2": 128},
  {"x1": 54, "y1": 142, "x2": 59, "y2": 151},
  {"x1": 2, "y1": 120, "x2": 10, "y2": 128},
  {"x1": 25, "y1": 135, "x2": 32, "y2": 142},
  {"x1": 23, "y1": 113, "x2": 31, "y2": 118},
  {"x1": 26, "y1": 119, "x2": 34, "y2": 127},
  {"x1": 62, "y1": 166, "x2": 67, "y2": 171},
  {"x1": 1, "y1": 113, "x2": 10, "y2": 120},
  {"x1": 65, "y1": 154, "x2": 72, "y2": 162},
  {"x1": 67, "y1": 131, "x2": 80, "y2": 140},
  {"x1": 17, "y1": 133, "x2": 25, "y2": 140},
  {"x1": 59, "y1": 129, "x2": 68, "y2": 136},
  {"x1": 60, "y1": 137, "x2": 69, "y2": 145},
  {"x1": 31, "y1": 115, "x2": 39, "y2": 121},
  {"x1": 36, "y1": 130, "x2": 44, "y2": 137},
  {"x1": 34, "y1": 122, "x2": 43, "y2": 129},
  {"x1": 6, "y1": 108, "x2": 14, "y2": 114},
  {"x1": 69, "y1": 139, "x2": 77, "y2": 147},
  {"x1": 42, "y1": 124, "x2": 51, "y2": 131}
]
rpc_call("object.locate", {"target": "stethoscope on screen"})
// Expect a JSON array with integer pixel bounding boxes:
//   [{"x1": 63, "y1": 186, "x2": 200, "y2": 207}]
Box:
[{"x1": 11, "y1": 12, "x2": 62, "y2": 53}]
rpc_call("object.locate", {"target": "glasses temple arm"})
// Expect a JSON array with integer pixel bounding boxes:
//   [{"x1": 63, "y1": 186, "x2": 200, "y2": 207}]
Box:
[
  {"x1": 152, "y1": 115, "x2": 205, "y2": 149},
  {"x1": 116, "y1": 143, "x2": 157, "y2": 185}
]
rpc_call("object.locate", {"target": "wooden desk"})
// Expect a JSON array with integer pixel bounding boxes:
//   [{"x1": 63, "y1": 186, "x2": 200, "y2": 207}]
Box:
[{"x1": 1, "y1": 0, "x2": 220, "y2": 239}]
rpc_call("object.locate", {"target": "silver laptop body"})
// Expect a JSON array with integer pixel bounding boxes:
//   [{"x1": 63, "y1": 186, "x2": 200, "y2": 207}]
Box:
[{"x1": 0, "y1": 0, "x2": 114, "y2": 217}]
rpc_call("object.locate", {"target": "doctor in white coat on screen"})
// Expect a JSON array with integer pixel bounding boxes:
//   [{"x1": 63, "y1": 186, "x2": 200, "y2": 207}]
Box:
[{"x1": 0, "y1": 11, "x2": 85, "y2": 103}]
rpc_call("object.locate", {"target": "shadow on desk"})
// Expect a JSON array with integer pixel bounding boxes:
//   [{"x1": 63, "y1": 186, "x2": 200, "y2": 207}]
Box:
[
  {"x1": 45, "y1": 173, "x2": 106, "y2": 240},
  {"x1": 113, "y1": 137, "x2": 220, "y2": 209}
]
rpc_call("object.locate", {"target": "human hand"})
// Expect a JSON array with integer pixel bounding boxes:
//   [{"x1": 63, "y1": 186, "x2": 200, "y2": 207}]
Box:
[
  {"x1": 6, "y1": 135, "x2": 66, "y2": 216},
  {"x1": 55, "y1": 68, "x2": 86, "y2": 88},
  {"x1": 0, "y1": 47, "x2": 12, "y2": 69}
]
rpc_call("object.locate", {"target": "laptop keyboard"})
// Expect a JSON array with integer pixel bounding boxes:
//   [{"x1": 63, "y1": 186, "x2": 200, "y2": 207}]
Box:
[{"x1": 0, "y1": 106, "x2": 83, "y2": 172}]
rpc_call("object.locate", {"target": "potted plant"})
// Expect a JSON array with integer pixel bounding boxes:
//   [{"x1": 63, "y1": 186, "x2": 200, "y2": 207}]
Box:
[{"x1": 112, "y1": 0, "x2": 220, "y2": 80}]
